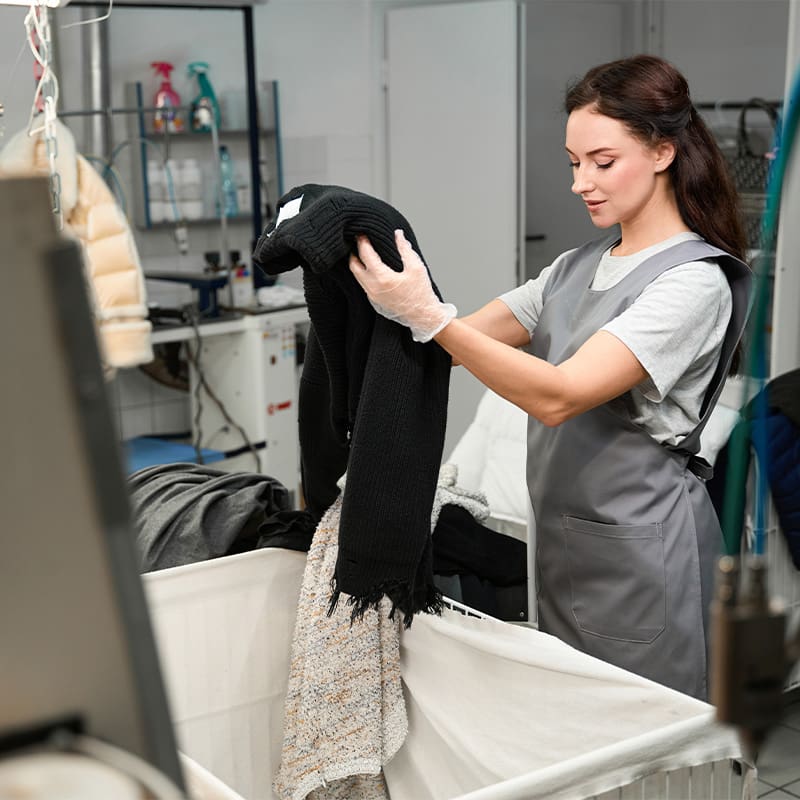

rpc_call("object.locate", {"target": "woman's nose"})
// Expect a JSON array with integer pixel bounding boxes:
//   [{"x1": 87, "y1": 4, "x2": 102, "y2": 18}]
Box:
[{"x1": 571, "y1": 168, "x2": 594, "y2": 195}]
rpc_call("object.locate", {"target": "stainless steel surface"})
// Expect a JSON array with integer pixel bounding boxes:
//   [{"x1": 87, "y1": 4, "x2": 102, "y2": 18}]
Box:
[{"x1": 81, "y1": 6, "x2": 111, "y2": 159}]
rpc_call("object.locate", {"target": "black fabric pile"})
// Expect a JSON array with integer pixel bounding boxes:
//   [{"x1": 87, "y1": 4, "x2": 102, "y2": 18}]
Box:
[
  {"x1": 433, "y1": 505, "x2": 527, "y2": 586},
  {"x1": 434, "y1": 505, "x2": 528, "y2": 621},
  {"x1": 128, "y1": 463, "x2": 316, "y2": 572},
  {"x1": 252, "y1": 184, "x2": 453, "y2": 625}
]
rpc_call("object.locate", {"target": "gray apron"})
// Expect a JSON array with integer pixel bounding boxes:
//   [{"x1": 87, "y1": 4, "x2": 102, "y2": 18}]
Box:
[{"x1": 527, "y1": 236, "x2": 752, "y2": 699}]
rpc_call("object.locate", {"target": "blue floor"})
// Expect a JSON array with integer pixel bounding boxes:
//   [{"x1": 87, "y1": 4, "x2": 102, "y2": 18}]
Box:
[{"x1": 123, "y1": 436, "x2": 225, "y2": 474}]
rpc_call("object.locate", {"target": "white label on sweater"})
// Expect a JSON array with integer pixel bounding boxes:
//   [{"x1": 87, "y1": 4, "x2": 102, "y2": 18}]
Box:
[{"x1": 270, "y1": 194, "x2": 303, "y2": 235}]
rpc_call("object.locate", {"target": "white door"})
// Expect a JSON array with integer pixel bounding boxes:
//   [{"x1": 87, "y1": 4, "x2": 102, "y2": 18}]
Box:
[{"x1": 386, "y1": 0, "x2": 522, "y2": 456}]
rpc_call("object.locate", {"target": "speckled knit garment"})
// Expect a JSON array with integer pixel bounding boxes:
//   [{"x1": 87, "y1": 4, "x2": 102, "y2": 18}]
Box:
[{"x1": 274, "y1": 494, "x2": 406, "y2": 800}]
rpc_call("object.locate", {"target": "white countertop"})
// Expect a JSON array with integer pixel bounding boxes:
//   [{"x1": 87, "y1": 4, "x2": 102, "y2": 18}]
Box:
[{"x1": 149, "y1": 304, "x2": 309, "y2": 345}]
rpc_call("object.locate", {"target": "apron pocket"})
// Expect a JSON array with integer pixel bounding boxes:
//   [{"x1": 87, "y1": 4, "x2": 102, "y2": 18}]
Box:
[{"x1": 562, "y1": 515, "x2": 666, "y2": 643}]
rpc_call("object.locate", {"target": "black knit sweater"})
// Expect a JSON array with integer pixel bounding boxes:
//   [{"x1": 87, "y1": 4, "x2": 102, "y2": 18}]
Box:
[{"x1": 252, "y1": 184, "x2": 452, "y2": 624}]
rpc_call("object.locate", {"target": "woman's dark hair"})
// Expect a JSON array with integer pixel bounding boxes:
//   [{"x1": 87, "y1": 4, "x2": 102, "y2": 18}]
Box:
[{"x1": 565, "y1": 54, "x2": 747, "y2": 371}]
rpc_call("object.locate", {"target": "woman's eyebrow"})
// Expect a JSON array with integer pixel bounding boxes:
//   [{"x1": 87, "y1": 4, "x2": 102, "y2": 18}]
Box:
[{"x1": 564, "y1": 146, "x2": 618, "y2": 156}]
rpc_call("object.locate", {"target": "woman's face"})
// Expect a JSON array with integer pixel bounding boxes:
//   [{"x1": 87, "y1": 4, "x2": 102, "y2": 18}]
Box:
[{"x1": 565, "y1": 105, "x2": 674, "y2": 230}]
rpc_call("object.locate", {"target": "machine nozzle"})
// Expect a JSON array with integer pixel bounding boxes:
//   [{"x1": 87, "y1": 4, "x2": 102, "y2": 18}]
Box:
[{"x1": 710, "y1": 555, "x2": 788, "y2": 763}]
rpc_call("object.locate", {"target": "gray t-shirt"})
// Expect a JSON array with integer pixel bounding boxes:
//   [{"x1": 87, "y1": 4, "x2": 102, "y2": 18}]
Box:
[{"x1": 498, "y1": 232, "x2": 732, "y2": 445}]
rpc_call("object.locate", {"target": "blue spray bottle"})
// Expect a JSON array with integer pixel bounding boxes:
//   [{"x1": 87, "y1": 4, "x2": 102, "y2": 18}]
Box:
[{"x1": 187, "y1": 61, "x2": 222, "y2": 133}]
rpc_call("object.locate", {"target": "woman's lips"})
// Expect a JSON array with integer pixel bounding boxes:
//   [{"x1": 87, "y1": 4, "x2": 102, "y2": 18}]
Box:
[{"x1": 585, "y1": 200, "x2": 605, "y2": 212}]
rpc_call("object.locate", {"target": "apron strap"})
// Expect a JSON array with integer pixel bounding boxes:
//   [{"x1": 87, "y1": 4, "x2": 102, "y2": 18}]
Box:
[
  {"x1": 669, "y1": 248, "x2": 753, "y2": 458},
  {"x1": 687, "y1": 453, "x2": 714, "y2": 481}
]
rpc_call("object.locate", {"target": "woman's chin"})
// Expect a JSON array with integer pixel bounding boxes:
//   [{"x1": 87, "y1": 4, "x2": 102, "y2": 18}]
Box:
[{"x1": 589, "y1": 217, "x2": 617, "y2": 230}]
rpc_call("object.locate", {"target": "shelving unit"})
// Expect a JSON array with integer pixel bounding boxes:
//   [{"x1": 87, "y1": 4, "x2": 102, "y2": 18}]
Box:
[
  {"x1": 62, "y1": 0, "x2": 283, "y2": 285},
  {"x1": 124, "y1": 79, "x2": 283, "y2": 236},
  {"x1": 146, "y1": 216, "x2": 254, "y2": 228}
]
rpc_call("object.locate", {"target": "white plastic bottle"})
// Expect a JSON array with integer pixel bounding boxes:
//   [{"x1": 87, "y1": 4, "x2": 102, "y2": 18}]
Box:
[
  {"x1": 180, "y1": 158, "x2": 204, "y2": 220},
  {"x1": 146, "y1": 159, "x2": 166, "y2": 223},
  {"x1": 228, "y1": 250, "x2": 252, "y2": 307},
  {"x1": 163, "y1": 158, "x2": 181, "y2": 221},
  {"x1": 232, "y1": 267, "x2": 255, "y2": 307},
  {"x1": 235, "y1": 160, "x2": 252, "y2": 215}
]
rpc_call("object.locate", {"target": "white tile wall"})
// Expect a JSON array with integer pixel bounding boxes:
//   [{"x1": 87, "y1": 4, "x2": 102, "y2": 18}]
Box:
[
  {"x1": 110, "y1": 366, "x2": 192, "y2": 443},
  {"x1": 117, "y1": 367, "x2": 155, "y2": 408},
  {"x1": 120, "y1": 405, "x2": 156, "y2": 441}
]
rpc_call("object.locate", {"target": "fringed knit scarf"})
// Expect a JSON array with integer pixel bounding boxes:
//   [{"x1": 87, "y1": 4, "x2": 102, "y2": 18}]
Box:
[{"x1": 252, "y1": 184, "x2": 452, "y2": 625}]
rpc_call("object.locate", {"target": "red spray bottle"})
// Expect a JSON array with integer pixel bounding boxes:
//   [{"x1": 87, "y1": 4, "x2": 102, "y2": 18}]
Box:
[{"x1": 151, "y1": 61, "x2": 184, "y2": 133}]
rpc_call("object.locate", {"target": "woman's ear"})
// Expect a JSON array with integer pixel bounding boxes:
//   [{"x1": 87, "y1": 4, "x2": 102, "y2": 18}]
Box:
[{"x1": 653, "y1": 140, "x2": 677, "y2": 173}]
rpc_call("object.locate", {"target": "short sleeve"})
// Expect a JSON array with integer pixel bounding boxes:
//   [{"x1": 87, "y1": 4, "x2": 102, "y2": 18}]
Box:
[
  {"x1": 601, "y1": 262, "x2": 732, "y2": 402},
  {"x1": 497, "y1": 249, "x2": 576, "y2": 336}
]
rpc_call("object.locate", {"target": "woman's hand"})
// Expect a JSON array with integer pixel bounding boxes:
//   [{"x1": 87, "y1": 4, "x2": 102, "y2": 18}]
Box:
[{"x1": 349, "y1": 229, "x2": 457, "y2": 343}]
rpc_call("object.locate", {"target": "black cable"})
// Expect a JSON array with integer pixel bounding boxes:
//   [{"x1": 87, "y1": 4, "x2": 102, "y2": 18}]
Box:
[
  {"x1": 185, "y1": 307, "x2": 206, "y2": 465},
  {"x1": 182, "y1": 304, "x2": 262, "y2": 472}
]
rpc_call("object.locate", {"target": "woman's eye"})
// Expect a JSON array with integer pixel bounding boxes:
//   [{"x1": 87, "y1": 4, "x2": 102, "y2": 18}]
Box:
[
  {"x1": 597, "y1": 161, "x2": 615, "y2": 170},
  {"x1": 568, "y1": 161, "x2": 579, "y2": 168}
]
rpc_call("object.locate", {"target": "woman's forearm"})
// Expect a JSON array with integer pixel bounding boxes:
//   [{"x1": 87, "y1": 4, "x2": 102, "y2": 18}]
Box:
[
  {"x1": 435, "y1": 318, "x2": 568, "y2": 425},
  {"x1": 435, "y1": 319, "x2": 648, "y2": 426},
  {"x1": 449, "y1": 299, "x2": 529, "y2": 367}
]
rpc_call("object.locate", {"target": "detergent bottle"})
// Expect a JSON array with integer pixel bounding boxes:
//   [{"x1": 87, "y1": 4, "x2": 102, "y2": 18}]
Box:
[
  {"x1": 187, "y1": 61, "x2": 222, "y2": 134},
  {"x1": 151, "y1": 61, "x2": 183, "y2": 133}
]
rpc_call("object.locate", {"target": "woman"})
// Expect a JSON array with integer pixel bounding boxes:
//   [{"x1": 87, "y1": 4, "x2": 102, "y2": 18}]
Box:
[{"x1": 349, "y1": 54, "x2": 753, "y2": 699}]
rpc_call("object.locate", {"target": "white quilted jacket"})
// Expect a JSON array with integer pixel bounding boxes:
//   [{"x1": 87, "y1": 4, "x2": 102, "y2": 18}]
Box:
[{"x1": 0, "y1": 120, "x2": 152, "y2": 374}]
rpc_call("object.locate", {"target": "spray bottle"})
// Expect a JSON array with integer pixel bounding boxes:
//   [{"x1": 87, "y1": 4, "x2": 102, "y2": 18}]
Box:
[
  {"x1": 187, "y1": 61, "x2": 222, "y2": 134},
  {"x1": 151, "y1": 62, "x2": 183, "y2": 133}
]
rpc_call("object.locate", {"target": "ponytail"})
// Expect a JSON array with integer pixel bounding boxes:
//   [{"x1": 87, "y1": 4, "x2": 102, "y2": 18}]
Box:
[{"x1": 672, "y1": 109, "x2": 748, "y2": 263}]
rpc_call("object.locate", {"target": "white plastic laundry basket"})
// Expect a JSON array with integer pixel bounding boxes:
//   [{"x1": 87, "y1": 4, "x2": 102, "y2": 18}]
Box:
[{"x1": 144, "y1": 549, "x2": 754, "y2": 800}]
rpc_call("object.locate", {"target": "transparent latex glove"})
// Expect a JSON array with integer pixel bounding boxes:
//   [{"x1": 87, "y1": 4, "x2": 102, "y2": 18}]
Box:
[{"x1": 349, "y1": 229, "x2": 457, "y2": 343}]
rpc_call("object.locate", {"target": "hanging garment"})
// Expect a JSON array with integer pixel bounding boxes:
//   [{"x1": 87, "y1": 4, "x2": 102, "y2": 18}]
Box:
[
  {"x1": 0, "y1": 121, "x2": 152, "y2": 375},
  {"x1": 750, "y1": 369, "x2": 800, "y2": 568},
  {"x1": 527, "y1": 237, "x2": 752, "y2": 699},
  {"x1": 757, "y1": 410, "x2": 800, "y2": 569},
  {"x1": 711, "y1": 368, "x2": 800, "y2": 569},
  {"x1": 252, "y1": 184, "x2": 452, "y2": 624}
]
